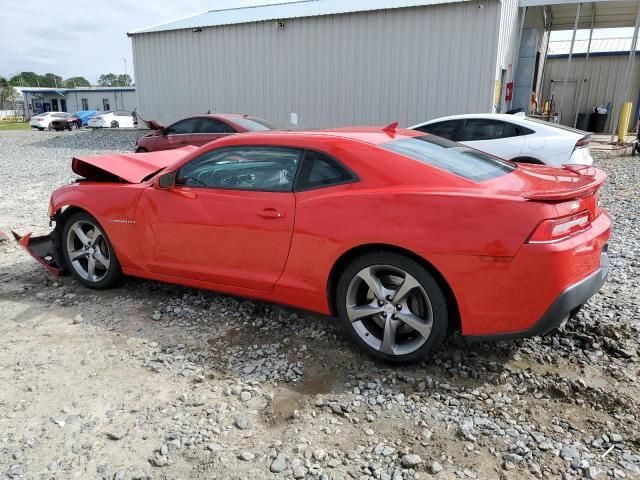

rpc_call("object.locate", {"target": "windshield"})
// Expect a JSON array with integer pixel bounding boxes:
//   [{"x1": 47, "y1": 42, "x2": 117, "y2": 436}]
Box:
[
  {"x1": 381, "y1": 135, "x2": 515, "y2": 182},
  {"x1": 232, "y1": 116, "x2": 280, "y2": 131}
]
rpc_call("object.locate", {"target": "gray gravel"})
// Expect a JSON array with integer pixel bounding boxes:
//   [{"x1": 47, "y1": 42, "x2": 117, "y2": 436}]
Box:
[{"x1": 0, "y1": 129, "x2": 639, "y2": 480}]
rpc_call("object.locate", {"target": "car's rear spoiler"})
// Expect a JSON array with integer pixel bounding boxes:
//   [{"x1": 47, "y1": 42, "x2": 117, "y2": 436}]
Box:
[{"x1": 522, "y1": 165, "x2": 607, "y2": 201}]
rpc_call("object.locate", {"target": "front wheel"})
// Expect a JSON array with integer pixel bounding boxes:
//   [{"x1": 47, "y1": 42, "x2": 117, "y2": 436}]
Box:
[
  {"x1": 336, "y1": 252, "x2": 448, "y2": 364},
  {"x1": 69, "y1": 122, "x2": 78, "y2": 131},
  {"x1": 62, "y1": 212, "x2": 122, "y2": 289},
  {"x1": 110, "y1": 120, "x2": 119, "y2": 128}
]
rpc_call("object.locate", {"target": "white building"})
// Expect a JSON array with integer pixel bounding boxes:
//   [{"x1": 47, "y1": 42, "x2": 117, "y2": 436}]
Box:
[
  {"x1": 128, "y1": 0, "x2": 638, "y2": 131},
  {"x1": 19, "y1": 87, "x2": 136, "y2": 119}
]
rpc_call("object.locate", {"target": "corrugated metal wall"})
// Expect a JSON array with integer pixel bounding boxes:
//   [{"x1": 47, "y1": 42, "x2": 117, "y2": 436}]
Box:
[
  {"x1": 132, "y1": 2, "x2": 502, "y2": 128},
  {"x1": 542, "y1": 54, "x2": 640, "y2": 132}
]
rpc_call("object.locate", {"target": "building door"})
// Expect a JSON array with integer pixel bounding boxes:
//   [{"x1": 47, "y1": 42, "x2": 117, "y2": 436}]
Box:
[
  {"x1": 103, "y1": 99, "x2": 110, "y2": 110},
  {"x1": 60, "y1": 99, "x2": 67, "y2": 112},
  {"x1": 552, "y1": 79, "x2": 578, "y2": 127},
  {"x1": 51, "y1": 98, "x2": 59, "y2": 111}
]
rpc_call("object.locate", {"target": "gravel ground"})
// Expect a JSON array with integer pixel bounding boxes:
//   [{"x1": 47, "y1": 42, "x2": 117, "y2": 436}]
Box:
[{"x1": 0, "y1": 129, "x2": 639, "y2": 480}]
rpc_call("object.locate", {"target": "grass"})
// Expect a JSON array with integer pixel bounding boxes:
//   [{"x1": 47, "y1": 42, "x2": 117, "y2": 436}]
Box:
[{"x1": 0, "y1": 121, "x2": 31, "y2": 131}]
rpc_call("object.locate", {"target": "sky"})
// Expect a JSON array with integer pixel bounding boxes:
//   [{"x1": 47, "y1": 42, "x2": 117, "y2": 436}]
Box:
[
  {"x1": 0, "y1": 1, "x2": 636, "y2": 84},
  {"x1": 0, "y1": 0, "x2": 298, "y2": 84}
]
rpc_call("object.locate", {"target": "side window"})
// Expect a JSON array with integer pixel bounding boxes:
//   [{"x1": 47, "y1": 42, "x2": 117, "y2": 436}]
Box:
[
  {"x1": 166, "y1": 118, "x2": 200, "y2": 135},
  {"x1": 196, "y1": 118, "x2": 236, "y2": 134},
  {"x1": 415, "y1": 120, "x2": 460, "y2": 140},
  {"x1": 459, "y1": 119, "x2": 518, "y2": 141},
  {"x1": 176, "y1": 147, "x2": 301, "y2": 192},
  {"x1": 295, "y1": 150, "x2": 356, "y2": 190}
]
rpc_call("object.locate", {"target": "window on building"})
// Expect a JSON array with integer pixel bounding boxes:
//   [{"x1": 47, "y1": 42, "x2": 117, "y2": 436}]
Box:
[
  {"x1": 51, "y1": 99, "x2": 59, "y2": 111},
  {"x1": 176, "y1": 147, "x2": 301, "y2": 191},
  {"x1": 81, "y1": 98, "x2": 89, "y2": 110},
  {"x1": 295, "y1": 150, "x2": 357, "y2": 190},
  {"x1": 103, "y1": 99, "x2": 110, "y2": 110}
]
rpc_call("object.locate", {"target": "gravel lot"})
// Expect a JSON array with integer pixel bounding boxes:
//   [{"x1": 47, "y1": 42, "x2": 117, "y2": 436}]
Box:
[{"x1": 0, "y1": 129, "x2": 639, "y2": 480}]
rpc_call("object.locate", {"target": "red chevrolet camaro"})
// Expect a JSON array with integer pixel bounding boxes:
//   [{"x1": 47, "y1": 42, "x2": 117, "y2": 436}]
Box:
[{"x1": 16, "y1": 126, "x2": 611, "y2": 363}]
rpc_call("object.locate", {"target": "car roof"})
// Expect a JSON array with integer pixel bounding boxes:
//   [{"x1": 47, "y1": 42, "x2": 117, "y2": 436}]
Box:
[{"x1": 412, "y1": 113, "x2": 532, "y2": 126}]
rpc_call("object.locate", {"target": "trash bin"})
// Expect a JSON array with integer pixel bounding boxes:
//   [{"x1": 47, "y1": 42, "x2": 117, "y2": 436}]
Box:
[
  {"x1": 589, "y1": 113, "x2": 608, "y2": 133},
  {"x1": 576, "y1": 113, "x2": 590, "y2": 131}
]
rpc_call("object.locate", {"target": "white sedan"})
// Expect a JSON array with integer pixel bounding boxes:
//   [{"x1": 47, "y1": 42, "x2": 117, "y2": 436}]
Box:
[
  {"x1": 409, "y1": 113, "x2": 593, "y2": 167},
  {"x1": 88, "y1": 111, "x2": 135, "y2": 129},
  {"x1": 30, "y1": 112, "x2": 71, "y2": 131}
]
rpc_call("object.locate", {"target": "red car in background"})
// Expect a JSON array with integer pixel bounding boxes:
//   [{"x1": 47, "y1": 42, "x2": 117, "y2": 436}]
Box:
[
  {"x1": 15, "y1": 127, "x2": 610, "y2": 363},
  {"x1": 135, "y1": 114, "x2": 280, "y2": 152}
]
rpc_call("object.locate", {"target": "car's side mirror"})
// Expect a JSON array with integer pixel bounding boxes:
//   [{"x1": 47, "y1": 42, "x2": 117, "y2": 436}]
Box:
[{"x1": 157, "y1": 172, "x2": 175, "y2": 189}]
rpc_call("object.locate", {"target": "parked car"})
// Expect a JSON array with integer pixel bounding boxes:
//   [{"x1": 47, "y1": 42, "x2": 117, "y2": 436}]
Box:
[
  {"x1": 74, "y1": 110, "x2": 99, "y2": 126},
  {"x1": 30, "y1": 112, "x2": 70, "y2": 131},
  {"x1": 135, "y1": 114, "x2": 280, "y2": 152},
  {"x1": 409, "y1": 113, "x2": 593, "y2": 167},
  {"x1": 88, "y1": 111, "x2": 135, "y2": 129},
  {"x1": 49, "y1": 115, "x2": 83, "y2": 131},
  {"x1": 14, "y1": 126, "x2": 610, "y2": 363}
]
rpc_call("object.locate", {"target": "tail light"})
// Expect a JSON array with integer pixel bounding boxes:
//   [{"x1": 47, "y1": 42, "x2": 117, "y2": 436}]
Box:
[
  {"x1": 574, "y1": 135, "x2": 590, "y2": 149},
  {"x1": 527, "y1": 211, "x2": 591, "y2": 244}
]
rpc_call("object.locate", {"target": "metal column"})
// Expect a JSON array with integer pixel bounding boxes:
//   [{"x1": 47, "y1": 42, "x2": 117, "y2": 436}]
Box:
[
  {"x1": 509, "y1": 6, "x2": 528, "y2": 111},
  {"x1": 558, "y1": 2, "x2": 581, "y2": 124},
  {"x1": 573, "y1": 7, "x2": 596, "y2": 128},
  {"x1": 610, "y1": 3, "x2": 640, "y2": 141}
]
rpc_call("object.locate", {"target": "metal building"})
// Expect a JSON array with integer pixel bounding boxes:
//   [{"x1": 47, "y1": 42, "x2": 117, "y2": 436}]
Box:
[
  {"x1": 129, "y1": 0, "x2": 544, "y2": 128},
  {"x1": 20, "y1": 87, "x2": 136, "y2": 118},
  {"x1": 542, "y1": 38, "x2": 640, "y2": 132}
]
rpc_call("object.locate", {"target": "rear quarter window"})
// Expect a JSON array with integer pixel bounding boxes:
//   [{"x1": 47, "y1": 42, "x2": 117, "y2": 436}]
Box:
[{"x1": 381, "y1": 135, "x2": 515, "y2": 182}]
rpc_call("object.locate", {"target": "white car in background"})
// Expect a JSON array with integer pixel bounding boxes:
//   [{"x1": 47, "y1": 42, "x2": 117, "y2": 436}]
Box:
[
  {"x1": 409, "y1": 113, "x2": 593, "y2": 167},
  {"x1": 88, "y1": 111, "x2": 135, "y2": 129},
  {"x1": 30, "y1": 112, "x2": 71, "y2": 131}
]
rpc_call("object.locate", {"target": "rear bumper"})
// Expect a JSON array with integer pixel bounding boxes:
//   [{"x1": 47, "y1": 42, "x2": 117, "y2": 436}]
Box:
[{"x1": 466, "y1": 246, "x2": 609, "y2": 342}]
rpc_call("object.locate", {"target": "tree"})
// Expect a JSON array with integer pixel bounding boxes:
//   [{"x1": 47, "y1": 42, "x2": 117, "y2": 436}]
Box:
[
  {"x1": 0, "y1": 77, "x2": 20, "y2": 107},
  {"x1": 98, "y1": 73, "x2": 118, "y2": 87},
  {"x1": 8, "y1": 72, "x2": 40, "y2": 87},
  {"x1": 116, "y1": 74, "x2": 132, "y2": 86},
  {"x1": 64, "y1": 76, "x2": 91, "y2": 88},
  {"x1": 41, "y1": 73, "x2": 63, "y2": 88}
]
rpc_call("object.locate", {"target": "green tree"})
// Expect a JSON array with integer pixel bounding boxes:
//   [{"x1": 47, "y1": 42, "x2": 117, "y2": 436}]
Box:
[
  {"x1": 64, "y1": 76, "x2": 91, "y2": 88},
  {"x1": 98, "y1": 73, "x2": 118, "y2": 87},
  {"x1": 8, "y1": 72, "x2": 40, "y2": 87},
  {"x1": 116, "y1": 74, "x2": 132, "y2": 86},
  {"x1": 40, "y1": 73, "x2": 63, "y2": 88}
]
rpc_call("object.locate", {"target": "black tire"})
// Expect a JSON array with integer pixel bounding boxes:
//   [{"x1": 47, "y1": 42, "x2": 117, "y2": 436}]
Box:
[
  {"x1": 61, "y1": 212, "x2": 122, "y2": 289},
  {"x1": 38, "y1": 127, "x2": 44, "y2": 131},
  {"x1": 135, "y1": 147, "x2": 148, "y2": 153},
  {"x1": 70, "y1": 123, "x2": 78, "y2": 131},
  {"x1": 335, "y1": 251, "x2": 448, "y2": 364},
  {"x1": 110, "y1": 120, "x2": 119, "y2": 128}
]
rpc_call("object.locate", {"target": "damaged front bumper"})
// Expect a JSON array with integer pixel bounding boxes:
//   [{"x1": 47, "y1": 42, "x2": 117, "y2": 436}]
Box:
[{"x1": 11, "y1": 230, "x2": 62, "y2": 275}]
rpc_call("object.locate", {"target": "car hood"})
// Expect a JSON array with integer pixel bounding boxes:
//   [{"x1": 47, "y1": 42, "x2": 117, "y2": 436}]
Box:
[
  {"x1": 485, "y1": 163, "x2": 607, "y2": 201},
  {"x1": 72, "y1": 146, "x2": 198, "y2": 183}
]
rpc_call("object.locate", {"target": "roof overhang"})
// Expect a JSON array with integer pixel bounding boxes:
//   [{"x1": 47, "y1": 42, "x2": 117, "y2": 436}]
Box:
[
  {"x1": 519, "y1": 0, "x2": 639, "y2": 30},
  {"x1": 22, "y1": 90, "x2": 66, "y2": 97}
]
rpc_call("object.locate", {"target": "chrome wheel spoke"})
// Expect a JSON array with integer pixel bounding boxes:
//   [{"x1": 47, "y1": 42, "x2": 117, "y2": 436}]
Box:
[
  {"x1": 391, "y1": 274, "x2": 420, "y2": 303},
  {"x1": 69, "y1": 249, "x2": 88, "y2": 261},
  {"x1": 72, "y1": 224, "x2": 91, "y2": 246},
  {"x1": 347, "y1": 302, "x2": 384, "y2": 322},
  {"x1": 397, "y1": 311, "x2": 432, "y2": 339},
  {"x1": 90, "y1": 229, "x2": 103, "y2": 245},
  {"x1": 87, "y1": 256, "x2": 97, "y2": 281},
  {"x1": 380, "y1": 317, "x2": 398, "y2": 355},
  {"x1": 357, "y1": 267, "x2": 386, "y2": 301},
  {"x1": 94, "y1": 251, "x2": 110, "y2": 269}
]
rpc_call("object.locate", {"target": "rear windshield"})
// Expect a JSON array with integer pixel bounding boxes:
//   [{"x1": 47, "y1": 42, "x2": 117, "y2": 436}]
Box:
[
  {"x1": 381, "y1": 135, "x2": 515, "y2": 182},
  {"x1": 232, "y1": 116, "x2": 280, "y2": 131}
]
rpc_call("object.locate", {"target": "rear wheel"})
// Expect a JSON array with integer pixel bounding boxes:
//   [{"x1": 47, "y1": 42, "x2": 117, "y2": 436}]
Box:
[
  {"x1": 336, "y1": 252, "x2": 448, "y2": 364},
  {"x1": 48, "y1": 124, "x2": 54, "y2": 131},
  {"x1": 62, "y1": 212, "x2": 121, "y2": 289},
  {"x1": 110, "y1": 120, "x2": 119, "y2": 128},
  {"x1": 135, "y1": 147, "x2": 148, "y2": 153}
]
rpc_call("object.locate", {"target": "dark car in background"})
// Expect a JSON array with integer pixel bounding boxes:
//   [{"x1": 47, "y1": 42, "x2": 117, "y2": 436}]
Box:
[
  {"x1": 49, "y1": 111, "x2": 98, "y2": 131},
  {"x1": 135, "y1": 114, "x2": 280, "y2": 152}
]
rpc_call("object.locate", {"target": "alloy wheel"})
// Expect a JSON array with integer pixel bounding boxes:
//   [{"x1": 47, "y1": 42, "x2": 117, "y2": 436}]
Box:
[
  {"x1": 65, "y1": 219, "x2": 111, "y2": 283},
  {"x1": 346, "y1": 265, "x2": 433, "y2": 356}
]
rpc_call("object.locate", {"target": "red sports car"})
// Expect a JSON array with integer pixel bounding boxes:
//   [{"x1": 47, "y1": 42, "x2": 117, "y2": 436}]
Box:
[
  {"x1": 15, "y1": 126, "x2": 610, "y2": 363},
  {"x1": 134, "y1": 114, "x2": 280, "y2": 152}
]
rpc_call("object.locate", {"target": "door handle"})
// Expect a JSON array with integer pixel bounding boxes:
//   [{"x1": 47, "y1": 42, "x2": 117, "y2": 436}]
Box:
[{"x1": 258, "y1": 208, "x2": 284, "y2": 219}]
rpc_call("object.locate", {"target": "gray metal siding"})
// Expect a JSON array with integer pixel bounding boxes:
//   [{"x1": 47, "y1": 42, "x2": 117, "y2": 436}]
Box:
[
  {"x1": 63, "y1": 90, "x2": 137, "y2": 113},
  {"x1": 132, "y1": 2, "x2": 501, "y2": 128},
  {"x1": 542, "y1": 54, "x2": 640, "y2": 132}
]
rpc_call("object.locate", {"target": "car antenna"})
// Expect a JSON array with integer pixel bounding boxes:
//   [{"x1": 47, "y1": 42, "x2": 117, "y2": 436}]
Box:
[{"x1": 382, "y1": 122, "x2": 398, "y2": 135}]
